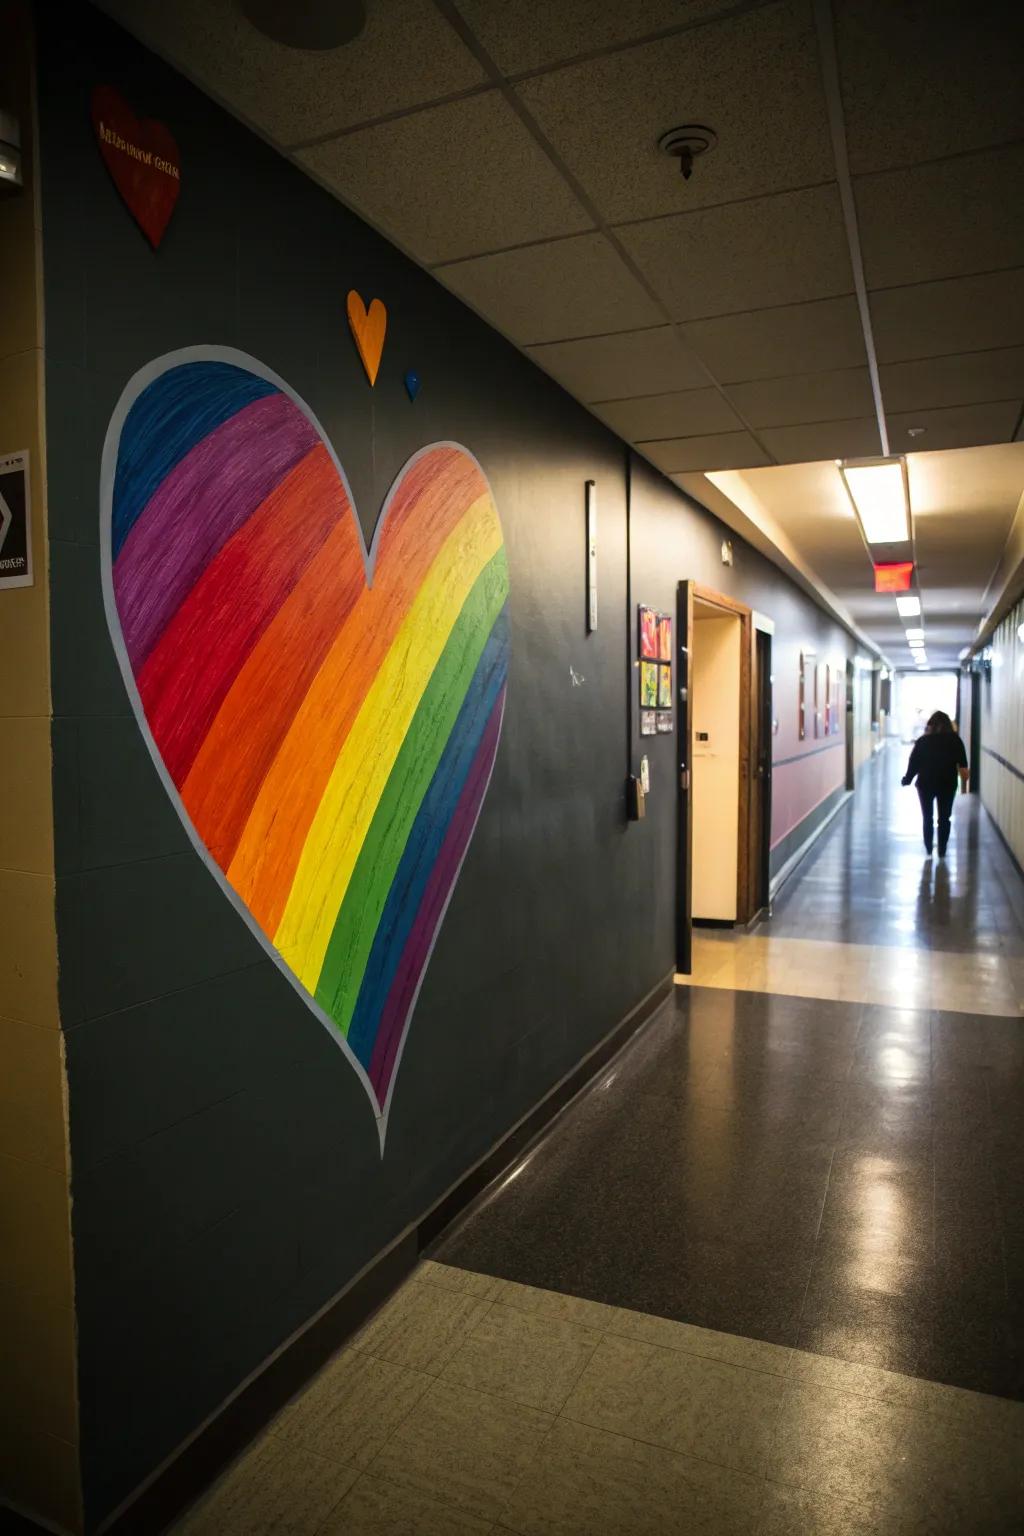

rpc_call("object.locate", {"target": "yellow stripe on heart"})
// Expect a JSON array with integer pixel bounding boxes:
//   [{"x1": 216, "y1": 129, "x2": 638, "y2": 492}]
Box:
[{"x1": 274, "y1": 490, "x2": 503, "y2": 990}]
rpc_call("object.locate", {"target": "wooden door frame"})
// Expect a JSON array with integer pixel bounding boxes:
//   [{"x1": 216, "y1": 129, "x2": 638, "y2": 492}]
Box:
[{"x1": 690, "y1": 584, "x2": 757, "y2": 924}]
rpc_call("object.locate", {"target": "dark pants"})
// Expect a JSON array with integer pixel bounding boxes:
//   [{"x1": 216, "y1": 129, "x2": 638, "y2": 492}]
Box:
[{"x1": 917, "y1": 783, "x2": 956, "y2": 854}]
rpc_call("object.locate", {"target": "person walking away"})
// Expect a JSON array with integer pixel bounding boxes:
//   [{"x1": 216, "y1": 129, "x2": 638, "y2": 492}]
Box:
[{"x1": 901, "y1": 710, "x2": 968, "y2": 856}]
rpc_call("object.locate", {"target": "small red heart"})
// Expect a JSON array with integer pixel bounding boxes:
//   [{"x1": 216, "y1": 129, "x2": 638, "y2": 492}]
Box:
[{"x1": 91, "y1": 85, "x2": 181, "y2": 250}]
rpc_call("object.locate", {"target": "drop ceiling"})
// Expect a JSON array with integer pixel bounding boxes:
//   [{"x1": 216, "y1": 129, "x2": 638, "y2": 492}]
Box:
[{"x1": 94, "y1": 0, "x2": 1024, "y2": 666}]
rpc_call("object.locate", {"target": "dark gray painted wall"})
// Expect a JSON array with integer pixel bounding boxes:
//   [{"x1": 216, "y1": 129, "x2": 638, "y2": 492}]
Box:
[{"x1": 39, "y1": 3, "x2": 856, "y2": 1522}]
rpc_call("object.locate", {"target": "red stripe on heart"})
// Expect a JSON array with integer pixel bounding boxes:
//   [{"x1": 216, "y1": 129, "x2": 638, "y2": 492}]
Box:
[{"x1": 91, "y1": 85, "x2": 181, "y2": 250}]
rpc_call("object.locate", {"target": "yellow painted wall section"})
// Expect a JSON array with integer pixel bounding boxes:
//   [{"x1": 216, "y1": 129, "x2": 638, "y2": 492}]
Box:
[
  {"x1": 691, "y1": 613, "x2": 741, "y2": 922},
  {"x1": 0, "y1": 7, "x2": 82, "y2": 1531}
]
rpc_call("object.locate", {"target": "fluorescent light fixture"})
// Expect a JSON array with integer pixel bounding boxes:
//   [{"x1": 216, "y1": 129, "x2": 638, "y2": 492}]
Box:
[
  {"x1": 895, "y1": 595, "x2": 921, "y2": 618},
  {"x1": 905, "y1": 627, "x2": 925, "y2": 641},
  {"x1": 838, "y1": 456, "x2": 910, "y2": 545}
]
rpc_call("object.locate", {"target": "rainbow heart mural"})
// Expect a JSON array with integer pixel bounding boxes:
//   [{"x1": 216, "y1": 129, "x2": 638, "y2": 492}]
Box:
[{"x1": 100, "y1": 348, "x2": 509, "y2": 1148}]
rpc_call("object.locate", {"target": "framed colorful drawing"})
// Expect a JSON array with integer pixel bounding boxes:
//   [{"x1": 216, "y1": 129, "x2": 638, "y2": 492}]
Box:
[
  {"x1": 657, "y1": 613, "x2": 672, "y2": 661},
  {"x1": 640, "y1": 709, "x2": 657, "y2": 736},
  {"x1": 639, "y1": 605, "x2": 658, "y2": 659},
  {"x1": 657, "y1": 663, "x2": 673, "y2": 709},
  {"x1": 640, "y1": 660, "x2": 658, "y2": 707}
]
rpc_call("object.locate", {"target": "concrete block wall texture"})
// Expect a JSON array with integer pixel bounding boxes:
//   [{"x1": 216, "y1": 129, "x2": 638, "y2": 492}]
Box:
[
  {"x1": 0, "y1": 2, "x2": 867, "y2": 1529},
  {"x1": 0, "y1": 5, "x2": 82, "y2": 1532}
]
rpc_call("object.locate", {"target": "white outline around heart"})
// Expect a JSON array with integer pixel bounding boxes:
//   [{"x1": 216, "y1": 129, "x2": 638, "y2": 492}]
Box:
[{"x1": 99, "y1": 346, "x2": 508, "y2": 1154}]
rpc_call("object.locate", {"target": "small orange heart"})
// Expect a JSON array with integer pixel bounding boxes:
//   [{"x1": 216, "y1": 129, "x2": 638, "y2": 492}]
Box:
[{"x1": 347, "y1": 290, "x2": 387, "y2": 387}]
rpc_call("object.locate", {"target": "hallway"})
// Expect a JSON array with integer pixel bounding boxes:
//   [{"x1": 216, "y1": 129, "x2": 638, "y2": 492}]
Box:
[{"x1": 173, "y1": 746, "x2": 1024, "y2": 1534}]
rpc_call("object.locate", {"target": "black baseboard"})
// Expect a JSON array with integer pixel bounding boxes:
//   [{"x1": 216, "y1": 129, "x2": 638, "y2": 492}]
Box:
[{"x1": 16, "y1": 971, "x2": 673, "y2": 1536}]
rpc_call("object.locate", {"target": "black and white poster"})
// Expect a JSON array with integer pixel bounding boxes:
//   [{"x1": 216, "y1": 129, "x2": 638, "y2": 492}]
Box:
[{"x1": 0, "y1": 450, "x2": 32, "y2": 590}]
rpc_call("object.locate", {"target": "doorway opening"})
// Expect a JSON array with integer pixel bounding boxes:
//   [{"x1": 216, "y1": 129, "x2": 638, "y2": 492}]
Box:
[
  {"x1": 692, "y1": 597, "x2": 743, "y2": 922},
  {"x1": 676, "y1": 583, "x2": 772, "y2": 973}
]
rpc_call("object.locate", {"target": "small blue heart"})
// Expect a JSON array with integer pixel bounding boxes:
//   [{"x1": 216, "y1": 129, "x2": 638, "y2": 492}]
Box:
[{"x1": 404, "y1": 369, "x2": 421, "y2": 402}]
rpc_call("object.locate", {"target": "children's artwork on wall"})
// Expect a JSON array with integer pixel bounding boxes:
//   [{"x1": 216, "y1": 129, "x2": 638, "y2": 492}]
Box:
[
  {"x1": 824, "y1": 664, "x2": 831, "y2": 735},
  {"x1": 657, "y1": 664, "x2": 673, "y2": 709},
  {"x1": 656, "y1": 711, "x2": 674, "y2": 733},
  {"x1": 90, "y1": 85, "x2": 181, "y2": 248},
  {"x1": 640, "y1": 660, "x2": 658, "y2": 707},
  {"x1": 657, "y1": 614, "x2": 672, "y2": 661},
  {"x1": 798, "y1": 651, "x2": 807, "y2": 740},
  {"x1": 404, "y1": 369, "x2": 421, "y2": 402},
  {"x1": 347, "y1": 290, "x2": 387, "y2": 386},
  {"x1": 640, "y1": 709, "x2": 657, "y2": 736},
  {"x1": 639, "y1": 605, "x2": 658, "y2": 659},
  {"x1": 100, "y1": 348, "x2": 509, "y2": 1149}
]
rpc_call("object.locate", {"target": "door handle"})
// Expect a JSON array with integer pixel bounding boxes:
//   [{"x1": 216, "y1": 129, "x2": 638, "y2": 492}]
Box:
[{"x1": 680, "y1": 767, "x2": 690, "y2": 790}]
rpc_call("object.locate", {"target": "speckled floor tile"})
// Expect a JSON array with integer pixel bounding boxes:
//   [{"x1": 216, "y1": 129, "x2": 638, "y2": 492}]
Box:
[
  {"x1": 786, "y1": 1346, "x2": 1024, "y2": 1439},
  {"x1": 757, "y1": 1483, "x2": 929, "y2": 1536},
  {"x1": 271, "y1": 1348, "x2": 433, "y2": 1467},
  {"x1": 319, "y1": 1471, "x2": 493, "y2": 1533},
  {"x1": 603, "y1": 1306, "x2": 791, "y2": 1376},
  {"x1": 420, "y1": 1260, "x2": 505, "y2": 1300},
  {"x1": 367, "y1": 1378, "x2": 553, "y2": 1522},
  {"x1": 493, "y1": 1277, "x2": 623, "y2": 1332},
  {"x1": 441, "y1": 1300, "x2": 601, "y2": 1413},
  {"x1": 175, "y1": 1434, "x2": 357, "y2": 1534},
  {"x1": 496, "y1": 1415, "x2": 764, "y2": 1535},
  {"x1": 351, "y1": 1277, "x2": 492, "y2": 1374},
  {"x1": 768, "y1": 1381, "x2": 1024, "y2": 1528},
  {"x1": 561, "y1": 1332, "x2": 785, "y2": 1474}
]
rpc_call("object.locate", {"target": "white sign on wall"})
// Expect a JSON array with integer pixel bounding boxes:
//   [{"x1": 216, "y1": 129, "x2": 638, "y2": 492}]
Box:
[{"x1": 0, "y1": 450, "x2": 32, "y2": 590}]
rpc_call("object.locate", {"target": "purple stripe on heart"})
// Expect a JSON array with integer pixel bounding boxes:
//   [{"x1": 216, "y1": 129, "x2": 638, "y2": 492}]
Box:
[
  {"x1": 369, "y1": 686, "x2": 506, "y2": 1098},
  {"x1": 113, "y1": 392, "x2": 317, "y2": 669}
]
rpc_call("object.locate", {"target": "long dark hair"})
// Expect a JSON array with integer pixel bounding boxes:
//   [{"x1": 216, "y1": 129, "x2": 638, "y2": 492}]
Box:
[{"x1": 926, "y1": 711, "x2": 954, "y2": 734}]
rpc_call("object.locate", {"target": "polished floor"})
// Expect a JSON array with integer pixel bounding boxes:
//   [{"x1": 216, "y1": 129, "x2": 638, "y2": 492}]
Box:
[
  {"x1": 173, "y1": 745, "x2": 1024, "y2": 1531},
  {"x1": 176, "y1": 1261, "x2": 1024, "y2": 1535}
]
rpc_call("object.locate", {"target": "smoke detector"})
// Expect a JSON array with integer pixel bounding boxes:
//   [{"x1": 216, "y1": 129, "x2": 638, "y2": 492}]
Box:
[{"x1": 658, "y1": 124, "x2": 718, "y2": 180}]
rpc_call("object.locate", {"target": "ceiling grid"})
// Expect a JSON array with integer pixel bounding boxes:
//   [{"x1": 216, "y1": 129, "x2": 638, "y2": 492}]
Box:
[{"x1": 94, "y1": 0, "x2": 1024, "y2": 665}]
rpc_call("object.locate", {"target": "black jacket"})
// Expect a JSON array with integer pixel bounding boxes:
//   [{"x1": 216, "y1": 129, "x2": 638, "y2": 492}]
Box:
[{"x1": 902, "y1": 732, "x2": 968, "y2": 793}]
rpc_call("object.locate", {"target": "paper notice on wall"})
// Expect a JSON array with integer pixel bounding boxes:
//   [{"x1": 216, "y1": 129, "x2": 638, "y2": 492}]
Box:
[{"x1": 0, "y1": 450, "x2": 32, "y2": 590}]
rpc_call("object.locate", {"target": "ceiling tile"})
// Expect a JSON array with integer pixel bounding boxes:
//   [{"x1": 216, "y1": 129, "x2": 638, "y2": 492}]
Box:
[
  {"x1": 455, "y1": 0, "x2": 730, "y2": 74},
  {"x1": 889, "y1": 401, "x2": 1022, "y2": 455},
  {"x1": 856, "y1": 145, "x2": 1024, "y2": 290},
  {"x1": 95, "y1": 0, "x2": 485, "y2": 145},
  {"x1": 525, "y1": 328, "x2": 709, "y2": 398},
  {"x1": 728, "y1": 368, "x2": 874, "y2": 427},
  {"x1": 618, "y1": 185, "x2": 851, "y2": 321},
  {"x1": 683, "y1": 297, "x2": 867, "y2": 383},
  {"x1": 593, "y1": 389, "x2": 740, "y2": 439},
  {"x1": 513, "y1": 1, "x2": 833, "y2": 224},
  {"x1": 298, "y1": 92, "x2": 592, "y2": 264},
  {"x1": 759, "y1": 418, "x2": 882, "y2": 463},
  {"x1": 879, "y1": 349, "x2": 1024, "y2": 414},
  {"x1": 642, "y1": 433, "x2": 770, "y2": 473},
  {"x1": 871, "y1": 270, "x2": 1024, "y2": 364},
  {"x1": 835, "y1": 0, "x2": 1024, "y2": 175},
  {"x1": 434, "y1": 234, "x2": 662, "y2": 342}
]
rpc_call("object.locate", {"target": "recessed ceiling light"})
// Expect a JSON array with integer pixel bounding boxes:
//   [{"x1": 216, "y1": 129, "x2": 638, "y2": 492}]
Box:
[
  {"x1": 838, "y1": 457, "x2": 910, "y2": 544},
  {"x1": 905, "y1": 627, "x2": 925, "y2": 641},
  {"x1": 906, "y1": 426, "x2": 927, "y2": 439},
  {"x1": 895, "y1": 595, "x2": 921, "y2": 618}
]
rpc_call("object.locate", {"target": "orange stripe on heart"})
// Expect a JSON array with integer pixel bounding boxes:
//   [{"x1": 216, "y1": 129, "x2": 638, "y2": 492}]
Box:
[{"x1": 347, "y1": 291, "x2": 387, "y2": 387}]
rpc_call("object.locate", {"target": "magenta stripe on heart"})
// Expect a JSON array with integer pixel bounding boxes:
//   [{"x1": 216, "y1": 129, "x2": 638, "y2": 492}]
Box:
[
  {"x1": 369, "y1": 687, "x2": 506, "y2": 1096},
  {"x1": 114, "y1": 392, "x2": 317, "y2": 668}
]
